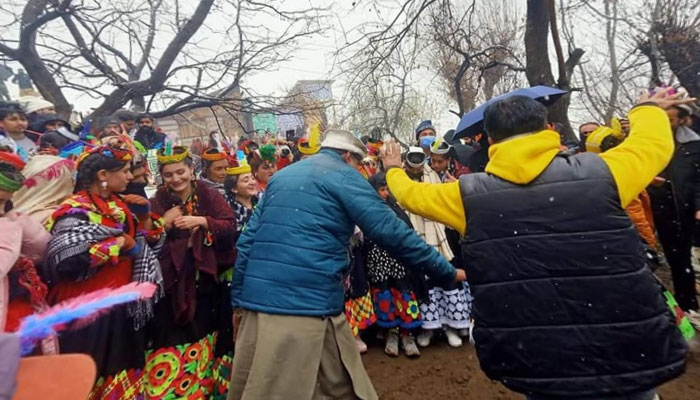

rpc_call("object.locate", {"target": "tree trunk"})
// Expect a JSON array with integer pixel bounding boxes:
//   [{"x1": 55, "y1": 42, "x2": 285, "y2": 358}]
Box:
[
  {"x1": 525, "y1": 0, "x2": 555, "y2": 87},
  {"x1": 131, "y1": 96, "x2": 146, "y2": 111},
  {"x1": 89, "y1": 87, "x2": 133, "y2": 119},
  {"x1": 604, "y1": 0, "x2": 619, "y2": 124},
  {"x1": 16, "y1": 49, "x2": 73, "y2": 117},
  {"x1": 525, "y1": 0, "x2": 579, "y2": 144},
  {"x1": 9, "y1": 0, "x2": 73, "y2": 117},
  {"x1": 658, "y1": 28, "x2": 700, "y2": 99}
]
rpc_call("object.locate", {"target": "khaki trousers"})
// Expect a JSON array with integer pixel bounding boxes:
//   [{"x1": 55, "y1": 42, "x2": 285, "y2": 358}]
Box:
[{"x1": 227, "y1": 310, "x2": 378, "y2": 400}]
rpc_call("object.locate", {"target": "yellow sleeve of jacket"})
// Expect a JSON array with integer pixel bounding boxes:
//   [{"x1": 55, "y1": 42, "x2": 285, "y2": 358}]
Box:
[
  {"x1": 386, "y1": 168, "x2": 466, "y2": 235},
  {"x1": 599, "y1": 105, "x2": 674, "y2": 208}
]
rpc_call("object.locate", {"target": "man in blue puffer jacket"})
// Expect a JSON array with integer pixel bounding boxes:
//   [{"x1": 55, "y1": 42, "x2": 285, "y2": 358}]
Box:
[{"x1": 228, "y1": 129, "x2": 465, "y2": 400}]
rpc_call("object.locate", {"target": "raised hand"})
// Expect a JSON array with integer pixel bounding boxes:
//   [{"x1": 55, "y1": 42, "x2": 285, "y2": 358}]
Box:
[
  {"x1": 637, "y1": 87, "x2": 697, "y2": 110},
  {"x1": 381, "y1": 140, "x2": 403, "y2": 168}
]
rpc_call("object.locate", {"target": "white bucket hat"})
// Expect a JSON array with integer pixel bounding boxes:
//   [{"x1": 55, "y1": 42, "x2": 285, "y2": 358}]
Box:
[
  {"x1": 17, "y1": 96, "x2": 54, "y2": 114},
  {"x1": 321, "y1": 129, "x2": 368, "y2": 158}
]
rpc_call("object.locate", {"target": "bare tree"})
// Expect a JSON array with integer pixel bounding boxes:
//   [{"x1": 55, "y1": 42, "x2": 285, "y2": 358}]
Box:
[
  {"x1": 0, "y1": 0, "x2": 75, "y2": 115},
  {"x1": 560, "y1": 0, "x2": 652, "y2": 125},
  {"x1": 0, "y1": 0, "x2": 325, "y2": 118},
  {"x1": 560, "y1": 0, "x2": 695, "y2": 126},
  {"x1": 525, "y1": 0, "x2": 584, "y2": 143},
  {"x1": 429, "y1": 0, "x2": 525, "y2": 117},
  {"x1": 335, "y1": 24, "x2": 439, "y2": 147},
  {"x1": 651, "y1": 0, "x2": 700, "y2": 97}
]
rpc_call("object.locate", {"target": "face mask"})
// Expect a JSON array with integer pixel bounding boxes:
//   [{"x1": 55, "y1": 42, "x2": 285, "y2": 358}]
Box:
[
  {"x1": 419, "y1": 136, "x2": 436, "y2": 149},
  {"x1": 470, "y1": 141, "x2": 482, "y2": 152}
]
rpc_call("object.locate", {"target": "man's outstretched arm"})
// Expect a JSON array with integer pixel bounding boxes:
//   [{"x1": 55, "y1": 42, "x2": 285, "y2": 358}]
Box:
[{"x1": 385, "y1": 168, "x2": 466, "y2": 235}]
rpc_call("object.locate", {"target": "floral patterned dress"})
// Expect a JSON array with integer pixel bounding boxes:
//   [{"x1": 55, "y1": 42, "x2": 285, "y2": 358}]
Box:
[
  {"x1": 148, "y1": 180, "x2": 237, "y2": 399},
  {"x1": 366, "y1": 241, "x2": 424, "y2": 329}
]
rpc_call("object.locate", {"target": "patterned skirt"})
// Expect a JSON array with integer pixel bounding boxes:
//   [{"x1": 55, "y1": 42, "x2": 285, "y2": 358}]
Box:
[
  {"x1": 420, "y1": 282, "x2": 473, "y2": 330},
  {"x1": 371, "y1": 287, "x2": 422, "y2": 329},
  {"x1": 57, "y1": 305, "x2": 147, "y2": 400},
  {"x1": 344, "y1": 290, "x2": 376, "y2": 336},
  {"x1": 143, "y1": 276, "x2": 233, "y2": 399}
]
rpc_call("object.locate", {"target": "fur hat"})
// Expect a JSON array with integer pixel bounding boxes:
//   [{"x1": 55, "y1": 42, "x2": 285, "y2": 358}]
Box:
[{"x1": 321, "y1": 129, "x2": 368, "y2": 158}]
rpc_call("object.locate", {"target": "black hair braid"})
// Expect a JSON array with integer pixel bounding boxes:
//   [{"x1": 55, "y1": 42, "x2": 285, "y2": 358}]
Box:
[
  {"x1": 201, "y1": 158, "x2": 214, "y2": 179},
  {"x1": 74, "y1": 153, "x2": 128, "y2": 193}
]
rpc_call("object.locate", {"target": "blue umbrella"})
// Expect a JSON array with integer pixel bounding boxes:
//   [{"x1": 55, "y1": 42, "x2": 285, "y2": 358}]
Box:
[{"x1": 452, "y1": 86, "x2": 567, "y2": 140}]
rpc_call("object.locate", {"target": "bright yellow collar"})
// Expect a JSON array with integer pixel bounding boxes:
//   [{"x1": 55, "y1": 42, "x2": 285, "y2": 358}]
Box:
[{"x1": 485, "y1": 130, "x2": 561, "y2": 184}]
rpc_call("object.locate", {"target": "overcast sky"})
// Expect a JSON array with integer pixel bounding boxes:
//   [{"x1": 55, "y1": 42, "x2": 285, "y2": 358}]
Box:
[{"x1": 0, "y1": 0, "x2": 648, "y2": 133}]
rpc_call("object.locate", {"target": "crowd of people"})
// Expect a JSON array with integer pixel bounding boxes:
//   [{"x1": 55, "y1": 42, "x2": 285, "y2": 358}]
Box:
[{"x1": 0, "y1": 85, "x2": 698, "y2": 400}]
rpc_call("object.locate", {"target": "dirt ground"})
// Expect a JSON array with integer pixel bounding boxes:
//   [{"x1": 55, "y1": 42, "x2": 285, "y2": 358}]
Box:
[
  {"x1": 364, "y1": 264, "x2": 700, "y2": 400},
  {"x1": 364, "y1": 339, "x2": 700, "y2": 400}
]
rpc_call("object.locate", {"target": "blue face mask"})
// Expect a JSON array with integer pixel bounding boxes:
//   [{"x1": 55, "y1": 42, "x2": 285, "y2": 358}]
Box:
[{"x1": 419, "y1": 136, "x2": 436, "y2": 149}]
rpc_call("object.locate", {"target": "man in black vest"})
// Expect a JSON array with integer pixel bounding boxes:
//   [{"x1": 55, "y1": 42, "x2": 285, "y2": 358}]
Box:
[{"x1": 383, "y1": 88, "x2": 695, "y2": 400}]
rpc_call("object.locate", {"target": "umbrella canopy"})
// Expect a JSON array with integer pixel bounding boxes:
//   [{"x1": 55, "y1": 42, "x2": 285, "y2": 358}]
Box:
[{"x1": 452, "y1": 86, "x2": 567, "y2": 141}]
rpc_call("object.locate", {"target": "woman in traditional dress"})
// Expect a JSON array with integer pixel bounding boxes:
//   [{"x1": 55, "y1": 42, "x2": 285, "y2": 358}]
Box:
[
  {"x1": 44, "y1": 142, "x2": 165, "y2": 399},
  {"x1": 223, "y1": 153, "x2": 258, "y2": 234},
  {"x1": 365, "y1": 172, "x2": 426, "y2": 357},
  {"x1": 343, "y1": 226, "x2": 376, "y2": 354},
  {"x1": 248, "y1": 144, "x2": 276, "y2": 193},
  {"x1": 0, "y1": 151, "x2": 54, "y2": 355},
  {"x1": 403, "y1": 146, "x2": 473, "y2": 349},
  {"x1": 199, "y1": 147, "x2": 230, "y2": 197},
  {"x1": 148, "y1": 146, "x2": 237, "y2": 399},
  {"x1": 12, "y1": 154, "x2": 75, "y2": 224}
]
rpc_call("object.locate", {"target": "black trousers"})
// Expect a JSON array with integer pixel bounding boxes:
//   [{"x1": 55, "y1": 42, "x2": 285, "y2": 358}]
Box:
[{"x1": 655, "y1": 216, "x2": 699, "y2": 311}]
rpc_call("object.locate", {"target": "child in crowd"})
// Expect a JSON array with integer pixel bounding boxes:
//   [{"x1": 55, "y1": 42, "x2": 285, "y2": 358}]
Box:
[
  {"x1": 403, "y1": 144, "x2": 473, "y2": 348},
  {"x1": 344, "y1": 226, "x2": 376, "y2": 353},
  {"x1": 0, "y1": 102, "x2": 33, "y2": 157},
  {"x1": 366, "y1": 173, "x2": 426, "y2": 357}
]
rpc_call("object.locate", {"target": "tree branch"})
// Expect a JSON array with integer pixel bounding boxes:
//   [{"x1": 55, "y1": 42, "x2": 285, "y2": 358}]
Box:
[{"x1": 146, "y1": 0, "x2": 216, "y2": 90}]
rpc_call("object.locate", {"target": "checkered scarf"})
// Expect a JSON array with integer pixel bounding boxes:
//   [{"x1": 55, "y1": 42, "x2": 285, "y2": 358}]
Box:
[
  {"x1": 46, "y1": 215, "x2": 164, "y2": 330},
  {"x1": 225, "y1": 192, "x2": 257, "y2": 232}
]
